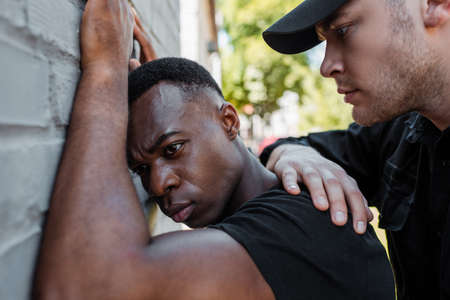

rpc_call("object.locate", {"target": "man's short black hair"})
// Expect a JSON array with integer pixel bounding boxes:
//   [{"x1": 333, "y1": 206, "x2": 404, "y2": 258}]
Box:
[{"x1": 128, "y1": 57, "x2": 223, "y2": 103}]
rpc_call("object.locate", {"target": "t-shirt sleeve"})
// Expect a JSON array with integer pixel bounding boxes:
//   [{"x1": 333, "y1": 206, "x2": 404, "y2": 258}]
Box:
[{"x1": 209, "y1": 188, "x2": 395, "y2": 300}]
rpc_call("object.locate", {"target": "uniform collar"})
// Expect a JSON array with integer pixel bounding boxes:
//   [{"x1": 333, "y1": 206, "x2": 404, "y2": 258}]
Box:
[{"x1": 405, "y1": 112, "x2": 446, "y2": 145}]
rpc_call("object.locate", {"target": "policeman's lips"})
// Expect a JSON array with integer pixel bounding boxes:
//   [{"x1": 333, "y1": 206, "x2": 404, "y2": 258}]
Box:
[{"x1": 337, "y1": 87, "x2": 359, "y2": 104}]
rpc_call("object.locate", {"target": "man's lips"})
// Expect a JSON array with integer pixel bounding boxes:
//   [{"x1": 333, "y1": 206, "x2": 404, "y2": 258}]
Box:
[{"x1": 168, "y1": 203, "x2": 195, "y2": 223}]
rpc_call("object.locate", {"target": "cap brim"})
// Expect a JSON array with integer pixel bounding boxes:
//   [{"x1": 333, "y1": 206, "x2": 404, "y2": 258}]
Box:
[{"x1": 263, "y1": 0, "x2": 348, "y2": 54}]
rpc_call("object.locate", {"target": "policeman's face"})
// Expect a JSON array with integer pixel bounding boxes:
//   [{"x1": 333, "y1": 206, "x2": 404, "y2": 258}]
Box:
[{"x1": 318, "y1": 0, "x2": 442, "y2": 126}]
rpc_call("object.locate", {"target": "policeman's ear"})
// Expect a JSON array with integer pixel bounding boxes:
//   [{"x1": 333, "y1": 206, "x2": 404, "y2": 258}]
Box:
[
  {"x1": 423, "y1": 0, "x2": 450, "y2": 28},
  {"x1": 219, "y1": 103, "x2": 240, "y2": 140}
]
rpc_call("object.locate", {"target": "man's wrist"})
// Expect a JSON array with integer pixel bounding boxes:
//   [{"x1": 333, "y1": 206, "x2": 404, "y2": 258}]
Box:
[
  {"x1": 81, "y1": 63, "x2": 128, "y2": 88},
  {"x1": 72, "y1": 62, "x2": 129, "y2": 124},
  {"x1": 81, "y1": 58, "x2": 128, "y2": 76}
]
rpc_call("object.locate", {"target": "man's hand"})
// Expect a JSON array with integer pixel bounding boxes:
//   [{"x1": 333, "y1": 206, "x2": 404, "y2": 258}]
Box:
[
  {"x1": 129, "y1": 9, "x2": 158, "y2": 71},
  {"x1": 80, "y1": 0, "x2": 134, "y2": 71},
  {"x1": 134, "y1": 9, "x2": 157, "y2": 62},
  {"x1": 266, "y1": 144, "x2": 373, "y2": 234}
]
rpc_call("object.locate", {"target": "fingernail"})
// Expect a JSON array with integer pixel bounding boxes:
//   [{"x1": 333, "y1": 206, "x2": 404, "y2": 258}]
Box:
[
  {"x1": 335, "y1": 211, "x2": 345, "y2": 223},
  {"x1": 357, "y1": 221, "x2": 365, "y2": 233},
  {"x1": 288, "y1": 185, "x2": 298, "y2": 191},
  {"x1": 317, "y1": 196, "x2": 327, "y2": 206}
]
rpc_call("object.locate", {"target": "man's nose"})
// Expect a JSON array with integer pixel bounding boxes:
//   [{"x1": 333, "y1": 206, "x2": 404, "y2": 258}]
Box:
[
  {"x1": 320, "y1": 42, "x2": 344, "y2": 78},
  {"x1": 149, "y1": 163, "x2": 180, "y2": 210}
]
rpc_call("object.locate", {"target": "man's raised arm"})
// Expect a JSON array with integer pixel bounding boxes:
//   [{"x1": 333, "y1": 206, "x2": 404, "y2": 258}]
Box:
[{"x1": 32, "y1": 0, "x2": 150, "y2": 297}]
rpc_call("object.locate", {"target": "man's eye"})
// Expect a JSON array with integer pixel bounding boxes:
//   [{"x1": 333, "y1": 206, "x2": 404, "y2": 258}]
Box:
[
  {"x1": 133, "y1": 164, "x2": 149, "y2": 176},
  {"x1": 164, "y1": 142, "x2": 184, "y2": 156}
]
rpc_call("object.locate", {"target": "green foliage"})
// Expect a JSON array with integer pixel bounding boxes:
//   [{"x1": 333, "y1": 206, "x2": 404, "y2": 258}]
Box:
[
  {"x1": 219, "y1": 0, "x2": 308, "y2": 119},
  {"x1": 297, "y1": 70, "x2": 354, "y2": 133},
  {"x1": 218, "y1": 0, "x2": 353, "y2": 131}
]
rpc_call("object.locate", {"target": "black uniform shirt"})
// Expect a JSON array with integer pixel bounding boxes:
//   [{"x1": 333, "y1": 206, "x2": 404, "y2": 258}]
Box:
[{"x1": 260, "y1": 112, "x2": 450, "y2": 300}]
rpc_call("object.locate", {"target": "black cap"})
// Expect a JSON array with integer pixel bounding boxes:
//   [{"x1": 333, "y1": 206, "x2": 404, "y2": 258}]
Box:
[{"x1": 263, "y1": 0, "x2": 348, "y2": 54}]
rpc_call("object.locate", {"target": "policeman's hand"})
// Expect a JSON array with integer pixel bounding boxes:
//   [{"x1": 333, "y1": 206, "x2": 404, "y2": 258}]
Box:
[
  {"x1": 266, "y1": 144, "x2": 373, "y2": 234},
  {"x1": 80, "y1": 0, "x2": 134, "y2": 71}
]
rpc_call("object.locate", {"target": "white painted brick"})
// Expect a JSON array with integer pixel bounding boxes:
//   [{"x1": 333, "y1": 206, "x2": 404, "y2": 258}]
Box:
[
  {"x1": 0, "y1": 141, "x2": 63, "y2": 253},
  {"x1": 168, "y1": 0, "x2": 180, "y2": 18},
  {"x1": 26, "y1": 0, "x2": 82, "y2": 58},
  {"x1": 0, "y1": 141, "x2": 62, "y2": 297},
  {"x1": 0, "y1": 0, "x2": 27, "y2": 27},
  {"x1": 132, "y1": 0, "x2": 180, "y2": 57},
  {"x1": 0, "y1": 232, "x2": 41, "y2": 300},
  {"x1": 0, "y1": 39, "x2": 50, "y2": 127}
]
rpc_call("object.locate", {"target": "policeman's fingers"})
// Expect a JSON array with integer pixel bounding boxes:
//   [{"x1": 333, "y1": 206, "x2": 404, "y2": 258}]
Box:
[
  {"x1": 339, "y1": 175, "x2": 371, "y2": 234},
  {"x1": 365, "y1": 197, "x2": 374, "y2": 221},
  {"x1": 276, "y1": 163, "x2": 301, "y2": 195},
  {"x1": 319, "y1": 169, "x2": 348, "y2": 226},
  {"x1": 266, "y1": 144, "x2": 287, "y2": 171},
  {"x1": 275, "y1": 152, "x2": 373, "y2": 234},
  {"x1": 299, "y1": 165, "x2": 329, "y2": 210}
]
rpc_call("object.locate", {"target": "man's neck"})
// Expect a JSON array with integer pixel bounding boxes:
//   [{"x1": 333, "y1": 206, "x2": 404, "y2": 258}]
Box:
[{"x1": 224, "y1": 143, "x2": 279, "y2": 217}]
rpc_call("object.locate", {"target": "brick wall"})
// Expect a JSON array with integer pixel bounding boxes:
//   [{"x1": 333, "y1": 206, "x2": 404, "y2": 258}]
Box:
[{"x1": 0, "y1": 1, "x2": 180, "y2": 299}]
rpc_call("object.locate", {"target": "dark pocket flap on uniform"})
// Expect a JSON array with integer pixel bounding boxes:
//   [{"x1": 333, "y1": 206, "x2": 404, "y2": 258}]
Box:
[{"x1": 378, "y1": 160, "x2": 417, "y2": 231}]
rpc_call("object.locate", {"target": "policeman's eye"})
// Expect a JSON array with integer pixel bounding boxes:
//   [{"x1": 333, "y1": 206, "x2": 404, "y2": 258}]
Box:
[
  {"x1": 164, "y1": 142, "x2": 184, "y2": 157},
  {"x1": 335, "y1": 24, "x2": 351, "y2": 37},
  {"x1": 133, "y1": 164, "x2": 150, "y2": 177}
]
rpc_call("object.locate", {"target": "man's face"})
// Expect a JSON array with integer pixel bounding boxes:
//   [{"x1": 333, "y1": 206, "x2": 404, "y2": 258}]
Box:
[
  {"x1": 127, "y1": 82, "x2": 241, "y2": 228},
  {"x1": 318, "y1": 0, "x2": 442, "y2": 125}
]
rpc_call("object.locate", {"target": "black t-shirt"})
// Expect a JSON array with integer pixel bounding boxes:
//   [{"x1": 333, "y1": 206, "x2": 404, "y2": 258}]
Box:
[{"x1": 210, "y1": 187, "x2": 395, "y2": 300}]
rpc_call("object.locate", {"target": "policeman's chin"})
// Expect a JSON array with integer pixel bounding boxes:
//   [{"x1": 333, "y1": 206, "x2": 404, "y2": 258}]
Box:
[
  {"x1": 352, "y1": 106, "x2": 401, "y2": 127},
  {"x1": 352, "y1": 108, "x2": 378, "y2": 126}
]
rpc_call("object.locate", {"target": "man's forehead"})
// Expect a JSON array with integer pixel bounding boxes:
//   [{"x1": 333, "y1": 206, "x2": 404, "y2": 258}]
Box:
[
  {"x1": 135, "y1": 81, "x2": 222, "y2": 110},
  {"x1": 137, "y1": 82, "x2": 186, "y2": 108},
  {"x1": 130, "y1": 83, "x2": 216, "y2": 135}
]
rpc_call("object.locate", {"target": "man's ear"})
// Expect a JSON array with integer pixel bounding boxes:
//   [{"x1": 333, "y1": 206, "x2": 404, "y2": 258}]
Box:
[
  {"x1": 220, "y1": 103, "x2": 240, "y2": 140},
  {"x1": 423, "y1": 0, "x2": 450, "y2": 28}
]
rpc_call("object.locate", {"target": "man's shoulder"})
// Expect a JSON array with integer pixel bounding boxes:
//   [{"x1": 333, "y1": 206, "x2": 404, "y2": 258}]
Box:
[
  {"x1": 214, "y1": 185, "x2": 354, "y2": 243},
  {"x1": 231, "y1": 184, "x2": 323, "y2": 223},
  {"x1": 210, "y1": 185, "x2": 395, "y2": 300}
]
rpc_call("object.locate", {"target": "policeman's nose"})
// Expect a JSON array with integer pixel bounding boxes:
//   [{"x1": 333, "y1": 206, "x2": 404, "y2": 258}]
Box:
[
  {"x1": 149, "y1": 163, "x2": 180, "y2": 211},
  {"x1": 320, "y1": 42, "x2": 344, "y2": 78}
]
